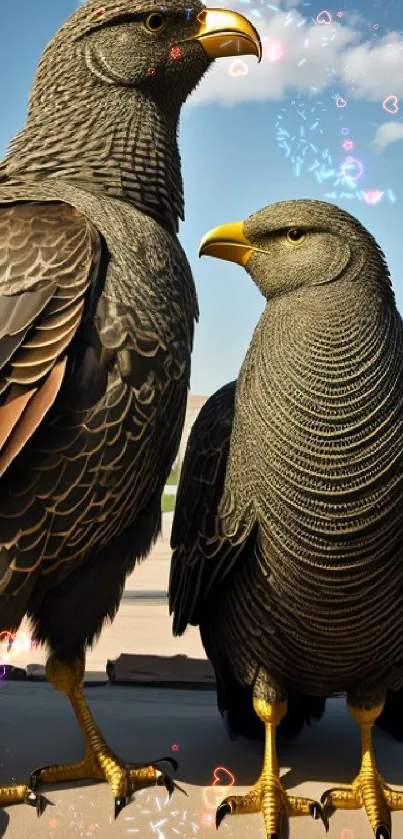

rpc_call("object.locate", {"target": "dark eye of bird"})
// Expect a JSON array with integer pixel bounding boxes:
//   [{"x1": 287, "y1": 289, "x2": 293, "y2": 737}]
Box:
[
  {"x1": 286, "y1": 228, "x2": 305, "y2": 243},
  {"x1": 144, "y1": 12, "x2": 166, "y2": 32}
]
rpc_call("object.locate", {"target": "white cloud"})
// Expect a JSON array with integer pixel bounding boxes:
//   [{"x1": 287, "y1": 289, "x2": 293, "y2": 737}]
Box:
[
  {"x1": 340, "y1": 34, "x2": 403, "y2": 99},
  {"x1": 188, "y1": 4, "x2": 403, "y2": 109},
  {"x1": 190, "y1": 9, "x2": 358, "y2": 105},
  {"x1": 372, "y1": 121, "x2": 403, "y2": 151}
]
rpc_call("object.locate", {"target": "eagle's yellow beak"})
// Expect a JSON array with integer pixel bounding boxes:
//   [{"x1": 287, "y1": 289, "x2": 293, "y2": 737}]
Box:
[
  {"x1": 199, "y1": 221, "x2": 255, "y2": 266},
  {"x1": 185, "y1": 8, "x2": 262, "y2": 61}
]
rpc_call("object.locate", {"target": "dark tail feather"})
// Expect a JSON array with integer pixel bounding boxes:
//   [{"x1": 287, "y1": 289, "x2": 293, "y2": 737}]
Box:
[
  {"x1": 217, "y1": 677, "x2": 265, "y2": 741},
  {"x1": 376, "y1": 688, "x2": 403, "y2": 741},
  {"x1": 279, "y1": 691, "x2": 327, "y2": 740},
  {"x1": 215, "y1": 665, "x2": 326, "y2": 742}
]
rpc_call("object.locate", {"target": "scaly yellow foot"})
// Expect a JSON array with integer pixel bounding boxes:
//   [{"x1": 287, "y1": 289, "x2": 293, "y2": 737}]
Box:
[
  {"x1": 216, "y1": 774, "x2": 327, "y2": 837},
  {"x1": 30, "y1": 654, "x2": 182, "y2": 819},
  {"x1": 216, "y1": 698, "x2": 328, "y2": 838},
  {"x1": 322, "y1": 701, "x2": 403, "y2": 839},
  {"x1": 0, "y1": 784, "x2": 48, "y2": 815}
]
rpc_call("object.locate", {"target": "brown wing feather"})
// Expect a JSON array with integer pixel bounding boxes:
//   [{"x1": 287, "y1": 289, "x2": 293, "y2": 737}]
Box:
[
  {"x1": 0, "y1": 386, "x2": 38, "y2": 451},
  {"x1": 0, "y1": 358, "x2": 67, "y2": 477},
  {"x1": 0, "y1": 201, "x2": 102, "y2": 475}
]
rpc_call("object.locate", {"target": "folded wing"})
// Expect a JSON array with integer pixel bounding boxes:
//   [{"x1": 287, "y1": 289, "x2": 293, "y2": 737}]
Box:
[
  {"x1": 169, "y1": 380, "x2": 254, "y2": 634},
  {"x1": 0, "y1": 201, "x2": 103, "y2": 477}
]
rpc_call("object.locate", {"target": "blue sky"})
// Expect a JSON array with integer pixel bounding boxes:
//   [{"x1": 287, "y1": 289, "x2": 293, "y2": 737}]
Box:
[{"x1": 1, "y1": 0, "x2": 402, "y2": 394}]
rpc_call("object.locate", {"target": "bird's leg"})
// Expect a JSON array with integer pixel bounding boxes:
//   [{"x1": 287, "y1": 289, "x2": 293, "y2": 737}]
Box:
[
  {"x1": 30, "y1": 653, "x2": 181, "y2": 818},
  {"x1": 0, "y1": 785, "x2": 47, "y2": 815},
  {"x1": 322, "y1": 699, "x2": 403, "y2": 839},
  {"x1": 216, "y1": 694, "x2": 327, "y2": 838}
]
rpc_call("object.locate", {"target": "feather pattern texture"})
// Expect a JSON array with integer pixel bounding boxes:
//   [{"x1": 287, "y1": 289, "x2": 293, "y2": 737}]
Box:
[
  {"x1": 170, "y1": 200, "x2": 403, "y2": 709},
  {"x1": 0, "y1": 180, "x2": 196, "y2": 622}
]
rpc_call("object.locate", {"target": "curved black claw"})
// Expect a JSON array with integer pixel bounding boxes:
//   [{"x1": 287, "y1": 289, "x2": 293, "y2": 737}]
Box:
[
  {"x1": 114, "y1": 795, "x2": 132, "y2": 820},
  {"x1": 320, "y1": 790, "x2": 335, "y2": 817},
  {"x1": 310, "y1": 801, "x2": 329, "y2": 832},
  {"x1": 29, "y1": 768, "x2": 43, "y2": 790},
  {"x1": 160, "y1": 773, "x2": 174, "y2": 798},
  {"x1": 152, "y1": 756, "x2": 178, "y2": 772},
  {"x1": 25, "y1": 789, "x2": 51, "y2": 816},
  {"x1": 376, "y1": 826, "x2": 391, "y2": 839},
  {"x1": 216, "y1": 802, "x2": 232, "y2": 829},
  {"x1": 157, "y1": 771, "x2": 187, "y2": 798}
]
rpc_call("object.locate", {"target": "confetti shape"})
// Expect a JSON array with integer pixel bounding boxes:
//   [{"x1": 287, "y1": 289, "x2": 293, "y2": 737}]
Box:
[
  {"x1": 265, "y1": 41, "x2": 283, "y2": 62},
  {"x1": 229, "y1": 59, "x2": 249, "y2": 77},
  {"x1": 341, "y1": 156, "x2": 363, "y2": 181},
  {"x1": 364, "y1": 190, "x2": 383, "y2": 204},
  {"x1": 202, "y1": 766, "x2": 235, "y2": 810},
  {"x1": 316, "y1": 10, "x2": 332, "y2": 25},
  {"x1": 382, "y1": 95, "x2": 399, "y2": 114},
  {"x1": 169, "y1": 46, "x2": 182, "y2": 60}
]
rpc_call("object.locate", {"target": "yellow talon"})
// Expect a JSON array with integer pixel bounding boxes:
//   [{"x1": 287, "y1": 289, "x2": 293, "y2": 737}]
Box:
[
  {"x1": 30, "y1": 654, "x2": 179, "y2": 819},
  {"x1": 322, "y1": 701, "x2": 403, "y2": 839},
  {"x1": 216, "y1": 697, "x2": 328, "y2": 838},
  {"x1": 0, "y1": 784, "x2": 47, "y2": 815}
]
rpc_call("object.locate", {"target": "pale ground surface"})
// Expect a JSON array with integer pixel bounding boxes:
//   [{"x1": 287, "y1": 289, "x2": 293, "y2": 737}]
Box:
[
  {"x1": 0, "y1": 513, "x2": 402, "y2": 839},
  {"x1": 16, "y1": 513, "x2": 206, "y2": 676}
]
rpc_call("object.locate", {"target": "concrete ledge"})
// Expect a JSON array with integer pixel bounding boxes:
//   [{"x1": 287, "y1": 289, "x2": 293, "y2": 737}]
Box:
[
  {"x1": 121, "y1": 589, "x2": 168, "y2": 601},
  {"x1": 107, "y1": 653, "x2": 216, "y2": 688},
  {"x1": 4, "y1": 655, "x2": 216, "y2": 691},
  {"x1": 0, "y1": 685, "x2": 402, "y2": 839}
]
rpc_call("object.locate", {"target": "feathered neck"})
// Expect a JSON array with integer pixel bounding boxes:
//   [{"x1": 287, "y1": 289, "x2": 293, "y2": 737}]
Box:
[{"x1": 0, "y1": 74, "x2": 184, "y2": 234}]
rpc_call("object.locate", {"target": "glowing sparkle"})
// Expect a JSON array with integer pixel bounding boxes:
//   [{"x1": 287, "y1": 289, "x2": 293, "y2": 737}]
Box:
[
  {"x1": 0, "y1": 632, "x2": 13, "y2": 655},
  {"x1": 0, "y1": 630, "x2": 33, "y2": 660},
  {"x1": 275, "y1": 92, "x2": 395, "y2": 206},
  {"x1": 133, "y1": 790, "x2": 200, "y2": 837},
  {"x1": 169, "y1": 46, "x2": 182, "y2": 60},
  {"x1": 364, "y1": 190, "x2": 384, "y2": 204},
  {"x1": 171, "y1": 744, "x2": 179, "y2": 752},
  {"x1": 316, "y1": 10, "x2": 332, "y2": 25},
  {"x1": 265, "y1": 41, "x2": 284, "y2": 62},
  {"x1": 202, "y1": 766, "x2": 235, "y2": 810},
  {"x1": 228, "y1": 58, "x2": 249, "y2": 77},
  {"x1": 201, "y1": 812, "x2": 214, "y2": 828},
  {"x1": 382, "y1": 94, "x2": 399, "y2": 113},
  {"x1": 340, "y1": 156, "x2": 364, "y2": 182}
]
